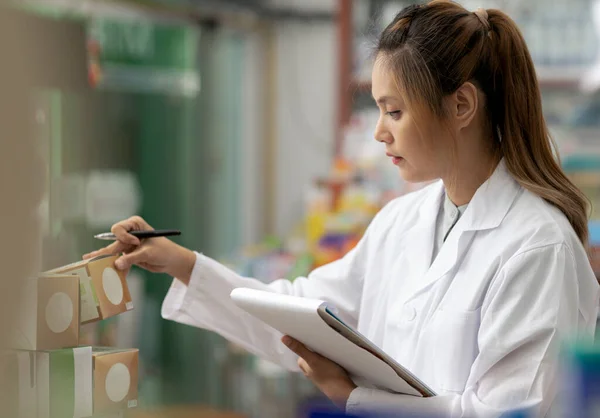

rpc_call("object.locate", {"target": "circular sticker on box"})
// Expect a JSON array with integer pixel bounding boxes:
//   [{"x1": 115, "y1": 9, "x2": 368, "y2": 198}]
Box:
[
  {"x1": 45, "y1": 292, "x2": 73, "y2": 333},
  {"x1": 102, "y1": 267, "x2": 124, "y2": 305},
  {"x1": 105, "y1": 362, "x2": 130, "y2": 403}
]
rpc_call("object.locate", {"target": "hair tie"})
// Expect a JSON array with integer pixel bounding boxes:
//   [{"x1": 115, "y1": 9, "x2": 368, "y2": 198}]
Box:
[{"x1": 474, "y1": 8, "x2": 491, "y2": 32}]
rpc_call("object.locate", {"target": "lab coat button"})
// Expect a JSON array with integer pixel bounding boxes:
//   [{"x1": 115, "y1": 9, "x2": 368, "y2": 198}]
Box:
[{"x1": 403, "y1": 306, "x2": 416, "y2": 321}]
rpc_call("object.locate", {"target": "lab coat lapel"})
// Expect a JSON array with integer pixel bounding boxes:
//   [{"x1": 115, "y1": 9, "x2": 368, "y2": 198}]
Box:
[
  {"x1": 403, "y1": 159, "x2": 521, "y2": 302},
  {"x1": 400, "y1": 182, "x2": 444, "y2": 292},
  {"x1": 411, "y1": 218, "x2": 475, "y2": 301}
]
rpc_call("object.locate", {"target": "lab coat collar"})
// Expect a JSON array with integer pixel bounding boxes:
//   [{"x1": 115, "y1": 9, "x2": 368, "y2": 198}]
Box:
[
  {"x1": 406, "y1": 159, "x2": 521, "y2": 302},
  {"x1": 460, "y1": 159, "x2": 521, "y2": 232},
  {"x1": 416, "y1": 159, "x2": 520, "y2": 233}
]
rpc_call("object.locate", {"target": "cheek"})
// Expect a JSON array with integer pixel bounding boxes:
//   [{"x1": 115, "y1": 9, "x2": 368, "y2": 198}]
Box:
[{"x1": 390, "y1": 118, "x2": 426, "y2": 154}]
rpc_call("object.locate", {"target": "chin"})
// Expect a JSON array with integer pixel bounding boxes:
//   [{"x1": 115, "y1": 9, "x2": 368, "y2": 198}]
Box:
[{"x1": 397, "y1": 166, "x2": 437, "y2": 184}]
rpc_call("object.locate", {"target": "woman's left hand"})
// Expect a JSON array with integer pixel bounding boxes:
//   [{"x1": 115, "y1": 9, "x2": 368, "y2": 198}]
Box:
[{"x1": 282, "y1": 335, "x2": 357, "y2": 409}]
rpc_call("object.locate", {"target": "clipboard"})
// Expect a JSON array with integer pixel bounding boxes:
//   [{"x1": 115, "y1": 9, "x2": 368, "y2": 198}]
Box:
[{"x1": 230, "y1": 288, "x2": 436, "y2": 397}]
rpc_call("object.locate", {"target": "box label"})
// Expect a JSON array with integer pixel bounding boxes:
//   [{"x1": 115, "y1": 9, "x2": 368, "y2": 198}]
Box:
[{"x1": 72, "y1": 267, "x2": 100, "y2": 322}]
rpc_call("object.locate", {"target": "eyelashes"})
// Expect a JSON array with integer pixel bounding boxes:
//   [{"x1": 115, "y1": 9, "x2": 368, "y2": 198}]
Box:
[{"x1": 386, "y1": 110, "x2": 402, "y2": 120}]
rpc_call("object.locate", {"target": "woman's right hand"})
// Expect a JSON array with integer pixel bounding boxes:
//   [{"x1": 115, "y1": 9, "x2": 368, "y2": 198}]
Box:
[{"x1": 83, "y1": 216, "x2": 196, "y2": 285}]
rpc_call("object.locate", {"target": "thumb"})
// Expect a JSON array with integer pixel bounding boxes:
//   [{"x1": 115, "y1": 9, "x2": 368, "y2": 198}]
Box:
[{"x1": 115, "y1": 248, "x2": 148, "y2": 270}]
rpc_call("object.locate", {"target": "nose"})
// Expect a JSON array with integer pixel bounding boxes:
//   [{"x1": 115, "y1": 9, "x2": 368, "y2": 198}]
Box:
[{"x1": 374, "y1": 117, "x2": 393, "y2": 144}]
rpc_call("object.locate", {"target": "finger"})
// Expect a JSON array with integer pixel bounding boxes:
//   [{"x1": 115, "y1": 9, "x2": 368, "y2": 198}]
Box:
[
  {"x1": 83, "y1": 241, "x2": 130, "y2": 260},
  {"x1": 111, "y1": 223, "x2": 140, "y2": 246},
  {"x1": 115, "y1": 247, "x2": 149, "y2": 270},
  {"x1": 297, "y1": 357, "x2": 311, "y2": 376},
  {"x1": 130, "y1": 215, "x2": 152, "y2": 230},
  {"x1": 111, "y1": 216, "x2": 152, "y2": 246},
  {"x1": 282, "y1": 336, "x2": 319, "y2": 364}
]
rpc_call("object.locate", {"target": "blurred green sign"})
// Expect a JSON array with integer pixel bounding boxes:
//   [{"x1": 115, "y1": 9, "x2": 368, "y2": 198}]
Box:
[
  {"x1": 88, "y1": 18, "x2": 200, "y2": 96},
  {"x1": 88, "y1": 19, "x2": 197, "y2": 70}
]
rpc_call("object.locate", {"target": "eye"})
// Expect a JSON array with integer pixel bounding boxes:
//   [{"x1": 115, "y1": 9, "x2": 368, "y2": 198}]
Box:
[{"x1": 386, "y1": 110, "x2": 402, "y2": 120}]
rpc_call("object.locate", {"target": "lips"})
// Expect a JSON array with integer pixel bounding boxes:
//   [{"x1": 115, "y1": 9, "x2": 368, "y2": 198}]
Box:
[{"x1": 386, "y1": 152, "x2": 404, "y2": 165}]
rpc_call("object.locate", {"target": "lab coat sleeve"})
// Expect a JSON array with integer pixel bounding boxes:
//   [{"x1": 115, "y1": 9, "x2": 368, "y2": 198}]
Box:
[
  {"x1": 346, "y1": 243, "x2": 599, "y2": 418},
  {"x1": 161, "y1": 201, "x2": 392, "y2": 371}
]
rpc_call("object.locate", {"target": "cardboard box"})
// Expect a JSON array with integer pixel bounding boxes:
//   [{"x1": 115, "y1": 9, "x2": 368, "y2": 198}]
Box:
[
  {"x1": 45, "y1": 255, "x2": 133, "y2": 324},
  {"x1": 36, "y1": 347, "x2": 93, "y2": 418},
  {"x1": 93, "y1": 348, "x2": 139, "y2": 413},
  {"x1": 4, "y1": 350, "x2": 36, "y2": 418},
  {"x1": 12, "y1": 275, "x2": 79, "y2": 350}
]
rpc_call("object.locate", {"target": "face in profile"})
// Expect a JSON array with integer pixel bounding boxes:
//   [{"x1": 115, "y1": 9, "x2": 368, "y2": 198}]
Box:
[{"x1": 371, "y1": 56, "x2": 455, "y2": 184}]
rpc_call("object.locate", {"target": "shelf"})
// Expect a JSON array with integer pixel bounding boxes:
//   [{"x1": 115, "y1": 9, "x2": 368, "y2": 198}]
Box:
[
  {"x1": 535, "y1": 66, "x2": 587, "y2": 90},
  {"x1": 20, "y1": 0, "x2": 336, "y2": 31}
]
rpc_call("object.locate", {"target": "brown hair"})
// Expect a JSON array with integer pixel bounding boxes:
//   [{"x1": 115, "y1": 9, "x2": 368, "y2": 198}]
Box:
[{"x1": 376, "y1": 0, "x2": 590, "y2": 245}]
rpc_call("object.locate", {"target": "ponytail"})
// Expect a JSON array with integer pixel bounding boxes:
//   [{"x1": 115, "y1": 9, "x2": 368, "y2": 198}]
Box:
[{"x1": 487, "y1": 10, "x2": 590, "y2": 245}]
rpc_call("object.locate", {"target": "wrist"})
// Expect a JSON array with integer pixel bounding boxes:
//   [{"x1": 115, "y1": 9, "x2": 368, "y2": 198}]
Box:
[
  {"x1": 170, "y1": 246, "x2": 196, "y2": 285},
  {"x1": 327, "y1": 380, "x2": 357, "y2": 409}
]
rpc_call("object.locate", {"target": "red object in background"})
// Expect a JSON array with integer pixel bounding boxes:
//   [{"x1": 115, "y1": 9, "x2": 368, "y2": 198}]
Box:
[
  {"x1": 88, "y1": 61, "x2": 102, "y2": 87},
  {"x1": 87, "y1": 39, "x2": 101, "y2": 56},
  {"x1": 336, "y1": 0, "x2": 353, "y2": 158},
  {"x1": 87, "y1": 39, "x2": 102, "y2": 88}
]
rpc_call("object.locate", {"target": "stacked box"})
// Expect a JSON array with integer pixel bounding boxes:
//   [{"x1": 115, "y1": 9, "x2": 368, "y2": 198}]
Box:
[
  {"x1": 12, "y1": 275, "x2": 79, "y2": 351},
  {"x1": 36, "y1": 347, "x2": 93, "y2": 418},
  {"x1": 44, "y1": 255, "x2": 133, "y2": 324},
  {"x1": 92, "y1": 348, "x2": 139, "y2": 413},
  {"x1": 11, "y1": 255, "x2": 139, "y2": 417}
]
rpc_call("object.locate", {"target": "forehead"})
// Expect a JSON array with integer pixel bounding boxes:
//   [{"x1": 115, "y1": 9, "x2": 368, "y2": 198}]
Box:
[{"x1": 371, "y1": 57, "x2": 403, "y2": 101}]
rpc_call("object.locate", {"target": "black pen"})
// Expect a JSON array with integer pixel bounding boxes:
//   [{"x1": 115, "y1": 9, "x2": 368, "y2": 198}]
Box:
[{"x1": 94, "y1": 229, "x2": 181, "y2": 240}]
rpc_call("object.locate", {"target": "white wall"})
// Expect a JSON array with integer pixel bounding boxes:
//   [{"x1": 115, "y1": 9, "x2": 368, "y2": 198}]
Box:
[
  {"x1": 271, "y1": 0, "x2": 338, "y2": 235},
  {"x1": 238, "y1": 0, "x2": 338, "y2": 241}
]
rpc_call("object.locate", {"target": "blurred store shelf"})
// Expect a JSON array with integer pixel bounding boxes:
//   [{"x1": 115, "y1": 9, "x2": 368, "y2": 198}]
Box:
[
  {"x1": 536, "y1": 66, "x2": 590, "y2": 89},
  {"x1": 19, "y1": 0, "x2": 335, "y2": 29},
  {"x1": 128, "y1": 406, "x2": 246, "y2": 418}
]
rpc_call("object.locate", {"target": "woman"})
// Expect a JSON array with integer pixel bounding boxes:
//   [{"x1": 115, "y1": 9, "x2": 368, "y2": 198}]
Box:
[{"x1": 86, "y1": 1, "x2": 599, "y2": 416}]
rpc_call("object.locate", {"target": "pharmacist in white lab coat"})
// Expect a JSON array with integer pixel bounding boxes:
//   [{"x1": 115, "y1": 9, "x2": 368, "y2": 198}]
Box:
[{"x1": 86, "y1": 3, "x2": 600, "y2": 418}]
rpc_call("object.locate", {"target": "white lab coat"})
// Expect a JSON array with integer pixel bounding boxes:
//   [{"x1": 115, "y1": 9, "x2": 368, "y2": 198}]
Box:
[{"x1": 162, "y1": 160, "x2": 599, "y2": 418}]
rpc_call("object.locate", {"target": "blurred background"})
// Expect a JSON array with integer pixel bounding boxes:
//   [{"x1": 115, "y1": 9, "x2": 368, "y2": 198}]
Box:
[{"x1": 7, "y1": 0, "x2": 600, "y2": 417}]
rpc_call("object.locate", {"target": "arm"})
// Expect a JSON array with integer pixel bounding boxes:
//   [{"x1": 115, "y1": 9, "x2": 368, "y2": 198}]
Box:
[
  {"x1": 161, "y1": 244, "x2": 367, "y2": 371},
  {"x1": 161, "y1": 202, "x2": 395, "y2": 371},
  {"x1": 345, "y1": 244, "x2": 599, "y2": 418}
]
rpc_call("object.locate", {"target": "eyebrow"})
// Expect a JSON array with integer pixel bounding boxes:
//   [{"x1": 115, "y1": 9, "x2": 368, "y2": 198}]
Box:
[{"x1": 374, "y1": 95, "x2": 398, "y2": 105}]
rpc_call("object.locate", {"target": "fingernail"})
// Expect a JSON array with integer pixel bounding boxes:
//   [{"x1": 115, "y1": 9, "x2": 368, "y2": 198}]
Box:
[{"x1": 115, "y1": 259, "x2": 126, "y2": 270}]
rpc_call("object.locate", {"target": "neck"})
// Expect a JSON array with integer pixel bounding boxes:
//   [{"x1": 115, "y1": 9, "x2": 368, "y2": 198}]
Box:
[{"x1": 443, "y1": 152, "x2": 499, "y2": 206}]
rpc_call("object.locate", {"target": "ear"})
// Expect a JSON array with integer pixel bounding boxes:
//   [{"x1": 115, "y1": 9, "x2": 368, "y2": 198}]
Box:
[{"x1": 448, "y1": 82, "x2": 479, "y2": 129}]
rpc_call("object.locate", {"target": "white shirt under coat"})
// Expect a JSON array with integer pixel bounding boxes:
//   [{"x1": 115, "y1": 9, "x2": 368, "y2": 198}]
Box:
[{"x1": 162, "y1": 160, "x2": 599, "y2": 418}]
